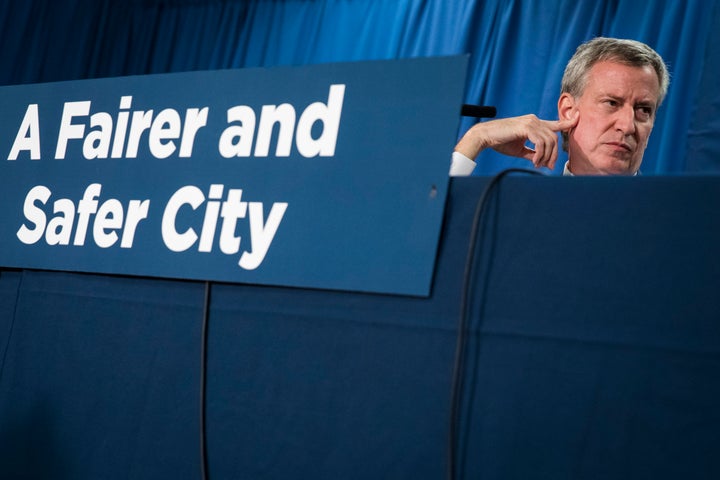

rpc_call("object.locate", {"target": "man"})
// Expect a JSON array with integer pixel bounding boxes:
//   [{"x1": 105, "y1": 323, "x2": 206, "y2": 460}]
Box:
[{"x1": 450, "y1": 37, "x2": 670, "y2": 176}]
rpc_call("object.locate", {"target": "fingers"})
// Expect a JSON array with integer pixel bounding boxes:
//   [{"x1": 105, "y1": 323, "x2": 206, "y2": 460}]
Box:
[
  {"x1": 483, "y1": 113, "x2": 576, "y2": 169},
  {"x1": 529, "y1": 112, "x2": 578, "y2": 169},
  {"x1": 528, "y1": 127, "x2": 560, "y2": 169}
]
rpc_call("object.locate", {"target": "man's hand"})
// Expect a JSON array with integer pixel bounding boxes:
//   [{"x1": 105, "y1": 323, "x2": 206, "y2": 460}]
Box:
[{"x1": 454, "y1": 112, "x2": 579, "y2": 170}]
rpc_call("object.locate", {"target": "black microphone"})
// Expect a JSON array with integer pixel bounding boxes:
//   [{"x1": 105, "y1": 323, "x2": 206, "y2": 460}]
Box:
[{"x1": 461, "y1": 104, "x2": 497, "y2": 118}]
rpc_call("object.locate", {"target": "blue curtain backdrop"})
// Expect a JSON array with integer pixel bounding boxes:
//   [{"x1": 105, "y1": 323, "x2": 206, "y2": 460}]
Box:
[{"x1": 0, "y1": 0, "x2": 717, "y2": 175}]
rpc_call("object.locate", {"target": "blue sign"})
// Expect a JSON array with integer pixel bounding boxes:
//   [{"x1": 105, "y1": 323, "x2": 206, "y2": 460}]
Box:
[{"x1": 0, "y1": 56, "x2": 467, "y2": 296}]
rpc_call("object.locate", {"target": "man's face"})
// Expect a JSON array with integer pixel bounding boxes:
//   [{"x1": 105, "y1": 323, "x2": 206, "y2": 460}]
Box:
[{"x1": 560, "y1": 61, "x2": 661, "y2": 175}]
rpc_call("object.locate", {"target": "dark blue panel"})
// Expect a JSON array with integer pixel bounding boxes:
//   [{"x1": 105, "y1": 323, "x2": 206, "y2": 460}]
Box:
[
  {"x1": 453, "y1": 176, "x2": 720, "y2": 479},
  {"x1": 0, "y1": 272, "x2": 205, "y2": 479},
  {"x1": 2, "y1": 176, "x2": 720, "y2": 479},
  {"x1": 475, "y1": 176, "x2": 720, "y2": 352},
  {"x1": 0, "y1": 270, "x2": 22, "y2": 379}
]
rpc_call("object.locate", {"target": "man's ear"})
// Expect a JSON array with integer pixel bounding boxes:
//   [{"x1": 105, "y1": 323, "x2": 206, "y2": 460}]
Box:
[
  {"x1": 557, "y1": 93, "x2": 577, "y2": 153},
  {"x1": 558, "y1": 92, "x2": 576, "y2": 120}
]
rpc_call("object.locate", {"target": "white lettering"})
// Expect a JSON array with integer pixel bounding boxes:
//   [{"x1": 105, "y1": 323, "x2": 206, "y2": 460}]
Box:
[
  {"x1": 161, "y1": 184, "x2": 285, "y2": 269},
  {"x1": 254, "y1": 104, "x2": 296, "y2": 157},
  {"x1": 8, "y1": 104, "x2": 42, "y2": 160},
  {"x1": 121, "y1": 200, "x2": 150, "y2": 248},
  {"x1": 239, "y1": 201, "x2": 288, "y2": 270},
  {"x1": 161, "y1": 185, "x2": 204, "y2": 252},
  {"x1": 16, "y1": 184, "x2": 150, "y2": 248},
  {"x1": 56, "y1": 101, "x2": 91, "y2": 159},
  {"x1": 219, "y1": 189, "x2": 247, "y2": 254},
  {"x1": 296, "y1": 84, "x2": 345, "y2": 157},
  {"x1": 74, "y1": 183, "x2": 102, "y2": 246},
  {"x1": 198, "y1": 184, "x2": 224, "y2": 253},
  {"x1": 16, "y1": 185, "x2": 51, "y2": 244},
  {"x1": 149, "y1": 108, "x2": 182, "y2": 159},
  {"x1": 53, "y1": 97, "x2": 208, "y2": 160},
  {"x1": 46, "y1": 199, "x2": 75, "y2": 245},
  {"x1": 125, "y1": 110, "x2": 154, "y2": 158},
  {"x1": 179, "y1": 107, "x2": 208, "y2": 157},
  {"x1": 218, "y1": 84, "x2": 345, "y2": 159},
  {"x1": 94, "y1": 198, "x2": 124, "y2": 248},
  {"x1": 218, "y1": 106, "x2": 256, "y2": 158},
  {"x1": 111, "y1": 96, "x2": 133, "y2": 158},
  {"x1": 83, "y1": 112, "x2": 113, "y2": 159}
]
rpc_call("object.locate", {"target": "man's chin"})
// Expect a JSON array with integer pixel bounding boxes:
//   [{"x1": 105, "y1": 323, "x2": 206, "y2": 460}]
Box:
[
  {"x1": 603, "y1": 159, "x2": 638, "y2": 175},
  {"x1": 586, "y1": 156, "x2": 639, "y2": 175}
]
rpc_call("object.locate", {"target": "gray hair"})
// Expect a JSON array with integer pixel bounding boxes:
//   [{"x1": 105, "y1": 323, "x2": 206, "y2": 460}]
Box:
[{"x1": 560, "y1": 37, "x2": 670, "y2": 150}]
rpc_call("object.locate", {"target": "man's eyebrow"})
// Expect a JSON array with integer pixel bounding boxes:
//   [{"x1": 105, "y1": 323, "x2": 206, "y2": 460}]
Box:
[
  {"x1": 599, "y1": 93, "x2": 657, "y2": 108},
  {"x1": 607, "y1": 94, "x2": 624, "y2": 101}
]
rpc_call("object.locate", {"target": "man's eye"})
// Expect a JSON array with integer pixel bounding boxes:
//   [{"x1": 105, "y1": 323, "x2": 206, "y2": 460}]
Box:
[{"x1": 636, "y1": 106, "x2": 653, "y2": 118}]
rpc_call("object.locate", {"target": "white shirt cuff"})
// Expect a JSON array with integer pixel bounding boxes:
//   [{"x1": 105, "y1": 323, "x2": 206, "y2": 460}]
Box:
[{"x1": 449, "y1": 151, "x2": 476, "y2": 176}]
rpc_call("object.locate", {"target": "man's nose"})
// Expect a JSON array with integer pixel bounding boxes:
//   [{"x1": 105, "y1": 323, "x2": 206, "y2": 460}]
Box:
[{"x1": 615, "y1": 105, "x2": 636, "y2": 135}]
